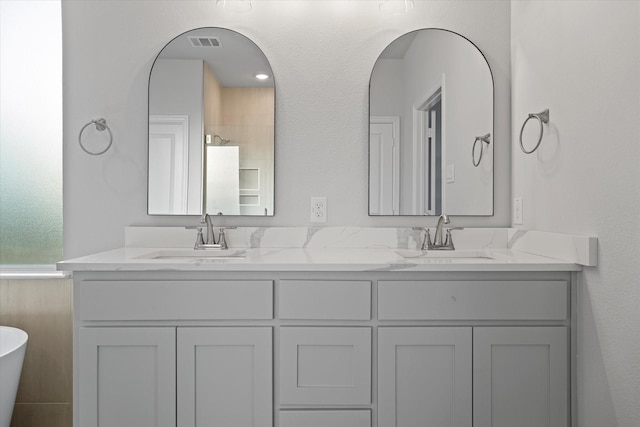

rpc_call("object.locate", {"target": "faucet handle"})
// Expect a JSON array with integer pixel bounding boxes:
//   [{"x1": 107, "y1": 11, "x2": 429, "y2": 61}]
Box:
[
  {"x1": 443, "y1": 229, "x2": 460, "y2": 249},
  {"x1": 412, "y1": 227, "x2": 430, "y2": 250},
  {"x1": 217, "y1": 228, "x2": 228, "y2": 250},
  {"x1": 217, "y1": 227, "x2": 237, "y2": 250},
  {"x1": 194, "y1": 227, "x2": 205, "y2": 248}
]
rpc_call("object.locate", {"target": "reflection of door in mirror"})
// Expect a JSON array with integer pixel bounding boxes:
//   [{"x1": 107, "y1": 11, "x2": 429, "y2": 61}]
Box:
[
  {"x1": 148, "y1": 115, "x2": 191, "y2": 214},
  {"x1": 370, "y1": 116, "x2": 400, "y2": 215},
  {"x1": 412, "y1": 85, "x2": 443, "y2": 216},
  {"x1": 429, "y1": 103, "x2": 442, "y2": 216},
  {"x1": 369, "y1": 29, "x2": 493, "y2": 216}
]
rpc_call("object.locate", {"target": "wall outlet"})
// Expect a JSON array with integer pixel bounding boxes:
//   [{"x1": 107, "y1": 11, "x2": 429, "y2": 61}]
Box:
[
  {"x1": 310, "y1": 197, "x2": 327, "y2": 223},
  {"x1": 513, "y1": 197, "x2": 523, "y2": 225}
]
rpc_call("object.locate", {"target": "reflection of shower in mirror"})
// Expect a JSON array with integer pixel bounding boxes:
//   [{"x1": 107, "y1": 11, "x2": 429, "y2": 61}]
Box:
[{"x1": 207, "y1": 134, "x2": 231, "y2": 145}]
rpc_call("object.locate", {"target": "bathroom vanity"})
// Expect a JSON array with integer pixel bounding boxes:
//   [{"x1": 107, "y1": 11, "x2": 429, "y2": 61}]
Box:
[{"x1": 58, "y1": 228, "x2": 595, "y2": 427}]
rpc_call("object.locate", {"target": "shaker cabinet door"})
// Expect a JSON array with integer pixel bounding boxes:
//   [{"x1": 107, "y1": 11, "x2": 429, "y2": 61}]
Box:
[
  {"x1": 78, "y1": 327, "x2": 176, "y2": 427},
  {"x1": 280, "y1": 327, "x2": 372, "y2": 405},
  {"x1": 378, "y1": 327, "x2": 472, "y2": 427},
  {"x1": 177, "y1": 327, "x2": 273, "y2": 427},
  {"x1": 473, "y1": 327, "x2": 568, "y2": 427}
]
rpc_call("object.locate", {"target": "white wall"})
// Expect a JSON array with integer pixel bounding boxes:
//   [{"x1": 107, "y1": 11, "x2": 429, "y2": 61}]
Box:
[
  {"x1": 511, "y1": 2, "x2": 640, "y2": 426},
  {"x1": 62, "y1": 0, "x2": 511, "y2": 258}
]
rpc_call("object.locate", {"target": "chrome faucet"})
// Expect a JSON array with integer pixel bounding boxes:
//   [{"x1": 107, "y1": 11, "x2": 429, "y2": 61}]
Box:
[
  {"x1": 414, "y1": 214, "x2": 459, "y2": 250},
  {"x1": 188, "y1": 213, "x2": 236, "y2": 250},
  {"x1": 202, "y1": 214, "x2": 215, "y2": 246},
  {"x1": 432, "y1": 214, "x2": 450, "y2": 247}
]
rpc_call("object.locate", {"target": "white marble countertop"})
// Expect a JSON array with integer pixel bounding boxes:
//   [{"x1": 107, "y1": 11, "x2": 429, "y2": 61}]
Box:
[{"x1": 57, "y1": 246, "x2": 582, "y2": 273}]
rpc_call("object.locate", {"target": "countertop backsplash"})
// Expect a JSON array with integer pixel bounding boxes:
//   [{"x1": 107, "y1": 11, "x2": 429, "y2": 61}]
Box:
[{"x1": 124, "y1": 226, "x2": 596, "y2": 266}]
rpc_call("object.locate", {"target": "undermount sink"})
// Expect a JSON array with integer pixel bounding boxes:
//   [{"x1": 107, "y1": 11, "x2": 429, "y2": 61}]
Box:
[
  {"x1": 136, "y1": 249, "x2": 247, "y2": 260},
  {"x1": 394, "y1": 249, "x2": 494, "y2": 260}
]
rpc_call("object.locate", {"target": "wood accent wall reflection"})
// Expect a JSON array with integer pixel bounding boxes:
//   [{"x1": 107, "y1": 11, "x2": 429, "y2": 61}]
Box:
[{"x1": 0, "y1": 279, "x2": 72, "y2": 427}]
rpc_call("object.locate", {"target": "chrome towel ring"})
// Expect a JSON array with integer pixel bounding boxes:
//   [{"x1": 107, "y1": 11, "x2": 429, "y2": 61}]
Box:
[
  {"x1": 519, "y1": 109, "x2": 549, "y2": 154},
  {"x1": 79, "y1": 118, "x2": 113, "y2": 155},
  {"x1": 472, "y1": 133, "x2": 491, "y2": 167}
]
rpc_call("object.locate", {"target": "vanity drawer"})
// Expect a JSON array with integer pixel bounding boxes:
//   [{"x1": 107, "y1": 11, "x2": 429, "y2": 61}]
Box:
[
  {"x1": 279, "y1": 280, "x2": 371, "y2": 320},
  {"x1": 280, "y1": 327, "x2": 371, "y2": 405},
  {"x1": 77, "y1": 280, "x2": 273, "y2": 320},
  {"x1": 280, "y1": 410, "x2": 370, "y2": 427},
  {"x1": 378, "y1": 280, "x2": 568, "y2": 320}
]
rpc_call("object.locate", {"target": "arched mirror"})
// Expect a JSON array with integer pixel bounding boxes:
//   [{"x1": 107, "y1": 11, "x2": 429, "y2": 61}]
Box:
[
  {"x1": 369, "y1": 29, "x2": 493, "y2": 216},
  {"x1": 148, "y1": 28, "x2": 275, "y2": 216}
]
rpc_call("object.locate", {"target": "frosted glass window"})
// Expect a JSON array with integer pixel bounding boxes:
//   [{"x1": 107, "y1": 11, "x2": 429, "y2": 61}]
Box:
[{"x1": 0, "y1": 1, "x2": 62, "y2": 265}]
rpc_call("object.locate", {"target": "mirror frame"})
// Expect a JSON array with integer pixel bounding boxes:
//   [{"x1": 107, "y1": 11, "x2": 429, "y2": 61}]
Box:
[
  {"x1": 368, "y1": 28, "x2": 495, "y2": 217},
  {"x1": 147, "y1": 27, "x2": 276, "y2": 217}
]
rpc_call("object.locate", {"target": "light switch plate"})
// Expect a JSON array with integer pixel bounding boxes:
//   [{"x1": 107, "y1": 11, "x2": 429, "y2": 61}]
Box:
[
  {"x1": 446, "y1": 164, "x2": 455, "y2": 183},
  {"x1": 513, "y1": 197, "x2": 523, "y2": 225}
]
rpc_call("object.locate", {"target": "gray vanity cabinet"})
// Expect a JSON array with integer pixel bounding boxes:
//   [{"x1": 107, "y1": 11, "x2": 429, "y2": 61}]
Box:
[
  {"x1": 75, "y1": 278, "x2": 274, "y2": 427},
  {"x1": 72, "y1": 271, "x2": 573, "y2": 427},
  {"x1": 377, "y1": 279, "x2": 570, "y2": 427},
  {"x1": 78, "y1": 326, "x2": 272, "y2": 427},
  {"x1": 378, "y1": 326, "x2": 568, "y2": 427}
]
